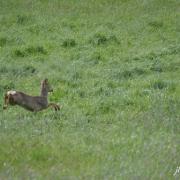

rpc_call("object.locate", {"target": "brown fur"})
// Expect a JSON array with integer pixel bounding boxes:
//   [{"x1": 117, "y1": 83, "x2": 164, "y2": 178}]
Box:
[{"x1": 3, "y1": 79, "x2": 60, "y2": 112}]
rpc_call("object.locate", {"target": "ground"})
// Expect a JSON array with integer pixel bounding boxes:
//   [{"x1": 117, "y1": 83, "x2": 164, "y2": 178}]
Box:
[{"x1": 0, "y1": 0, "x2": 180, "y2": 179}]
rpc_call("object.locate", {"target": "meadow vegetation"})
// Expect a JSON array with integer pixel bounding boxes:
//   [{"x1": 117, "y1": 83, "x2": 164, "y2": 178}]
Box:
[{"x1": 0, "y1": 0, "x2": 179, "y2": 179}]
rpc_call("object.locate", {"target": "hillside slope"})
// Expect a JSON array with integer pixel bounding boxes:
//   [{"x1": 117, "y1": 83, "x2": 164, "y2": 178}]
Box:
[{"x1": 0, "y1": 0, "x2": 180, "y2": 179}]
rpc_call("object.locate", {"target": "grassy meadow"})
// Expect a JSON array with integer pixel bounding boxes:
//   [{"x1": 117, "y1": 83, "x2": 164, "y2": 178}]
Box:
[{"x1": 0, "y1": 0, "x2": 180, "y2": 179}]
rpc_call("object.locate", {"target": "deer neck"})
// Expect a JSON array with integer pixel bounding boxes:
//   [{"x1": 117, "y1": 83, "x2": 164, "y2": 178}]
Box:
[{"x1": 40, "y1": 87, "x2": 48, "y2": 97}]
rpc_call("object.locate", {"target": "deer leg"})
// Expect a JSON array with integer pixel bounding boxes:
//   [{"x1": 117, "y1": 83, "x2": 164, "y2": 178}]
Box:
[
  {"x1": 48, "y1": 103, "x2": 58, "y2": 111},
  {"x1": 3, "y1": 94, "x2": 10, "y2": 110},
  {"x1": 48, "y1": 103, "x2": 60, "y2": 111},
  {"x1": 53, "y1": 103, "x2": 60, "y2": 111},
  {"x1": 54, "y1": 104, "x2": 60, "y2": 111}
]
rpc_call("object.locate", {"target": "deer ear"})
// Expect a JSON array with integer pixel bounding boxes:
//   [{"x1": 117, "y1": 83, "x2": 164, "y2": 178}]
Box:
[{"x1": 44, "y1": 78, "x2": 48, "y2": 83}]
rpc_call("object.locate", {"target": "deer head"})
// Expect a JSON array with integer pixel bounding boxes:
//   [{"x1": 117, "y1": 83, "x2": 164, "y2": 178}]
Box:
[{"x1": 41, "y1": 78, "x2": 53, "y2": 97}]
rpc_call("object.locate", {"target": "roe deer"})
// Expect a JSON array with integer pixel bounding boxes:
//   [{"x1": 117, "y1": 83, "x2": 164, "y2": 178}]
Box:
[{"x1": 3, "y1": 79, "x2": 60, "y2": 112}]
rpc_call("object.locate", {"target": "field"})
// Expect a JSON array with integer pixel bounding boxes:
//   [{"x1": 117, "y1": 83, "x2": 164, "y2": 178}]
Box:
[{"x1": 0, "y1": 0, "x2": 180, "y2": 179}]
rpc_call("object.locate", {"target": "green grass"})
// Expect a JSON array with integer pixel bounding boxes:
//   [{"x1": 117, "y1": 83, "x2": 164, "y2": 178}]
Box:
[{"x1": 0, "y1": 0, "x2": 180, "y2": 179}]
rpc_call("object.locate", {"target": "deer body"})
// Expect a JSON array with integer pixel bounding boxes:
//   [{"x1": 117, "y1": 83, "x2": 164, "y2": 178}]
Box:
[
  {"x1": 7, "y1": 91, "x2": 48, "y2": 111},
  {"x1": 3, "y1": 79, "x2": 60, "y2": 112}
]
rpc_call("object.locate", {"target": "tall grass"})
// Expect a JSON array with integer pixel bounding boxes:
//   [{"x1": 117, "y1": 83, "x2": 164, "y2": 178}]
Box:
[{"x1": 0, "y1": 0, "x2": 179, "y2": 179}]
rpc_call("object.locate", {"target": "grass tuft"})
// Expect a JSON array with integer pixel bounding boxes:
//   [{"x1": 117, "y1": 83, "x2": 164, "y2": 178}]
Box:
[
  {"x1": 25, "y1": 46, "x2": 47, "y2": 55},
  {"x1": 148, "y1": 20, "x2": 164, "y2": 29},
  {"x1": 152, "y1": 80, "x2": 168, "y2": 90},
  {"x1": 16, "y1": 15, "x2": 31, "y2": 25},
  {"x1": 0, "y1": 37, "x2": 7, "y2": 47},
  {"x1": 13, "y1": 46, "x2": 47, "y2": 57},
  {"x1": 13, "y1": 49, "x2": 25, "y2": 57},
  {"x1": 61, "y1": 39, "x2": 76, "y2": 47},
  {"x1": 89, "y1": 33, "x2": 119, "y2": 46}
]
